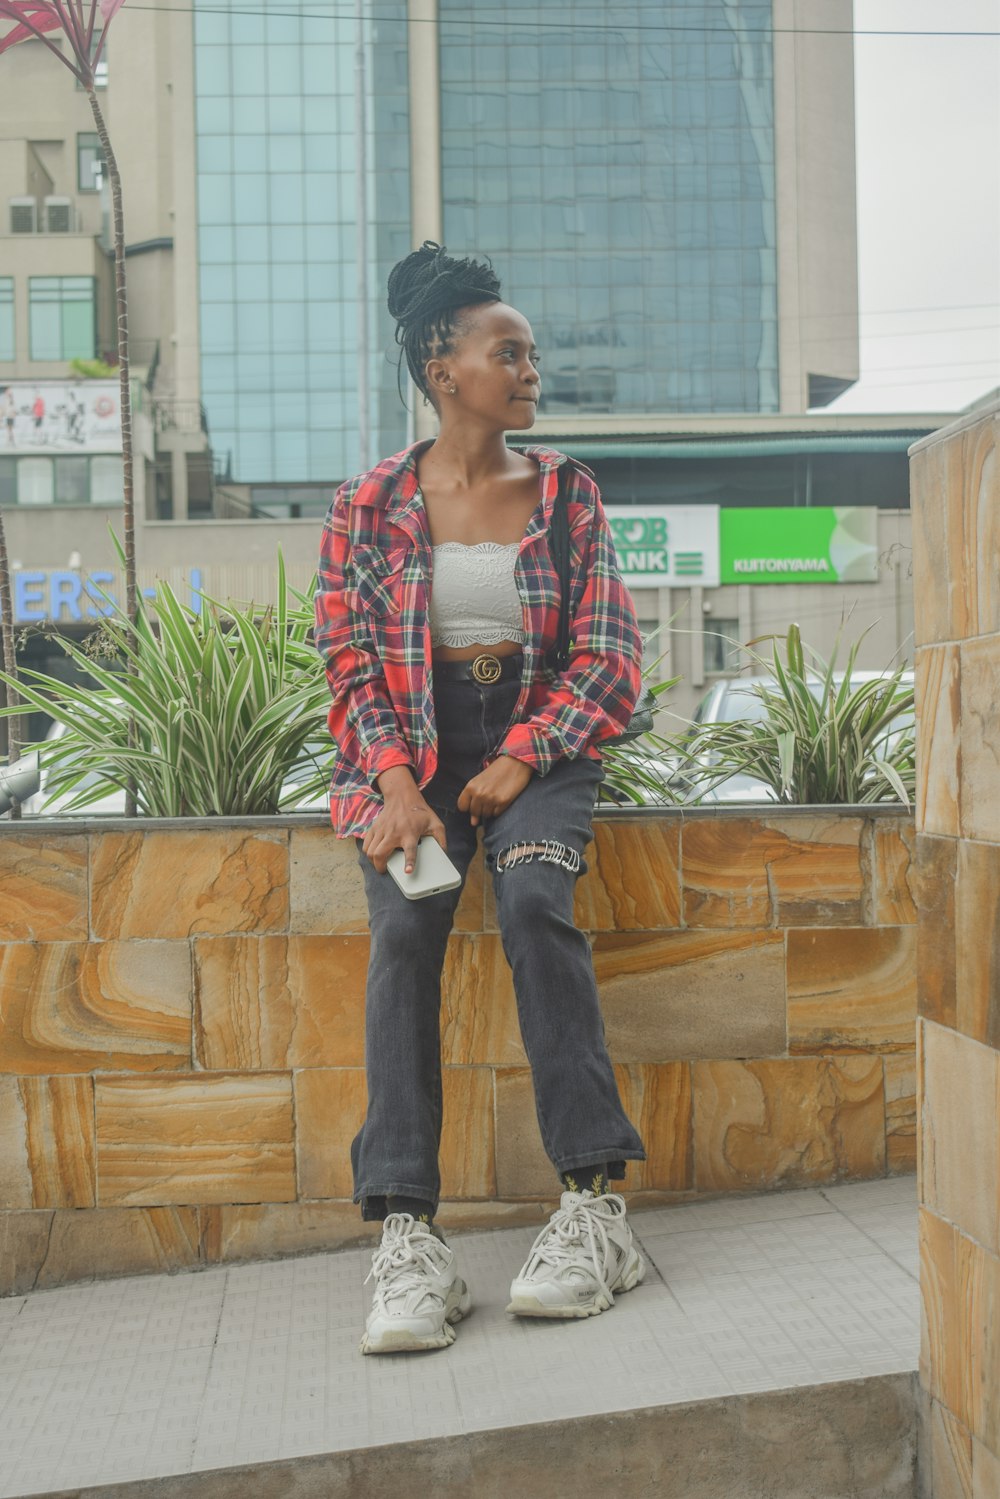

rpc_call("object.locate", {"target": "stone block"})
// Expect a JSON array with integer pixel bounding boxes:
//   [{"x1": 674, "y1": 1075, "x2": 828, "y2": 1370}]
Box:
[
  {"x1": 95, "y1": 1073, "x2": 296, "y2": 1207},
  {"x1": 0, "y1": 1076, "x2": 31, "y2": 1210},
  {"x1": 440, "y1": 935, "x2": 525, "y2": 1066},
  {"x1": 922, "y1": 1395, "x2": 974, "y2": 1499},
  {"x1": 761, "y1": 815, "x2": 865, "y2": 925},
  {"x1": 494, "y1": 1062, "x2": 691, "y2": 1197},
  {"x1": 692, "y1": 1054, "x2": 885, "y2": 1192},
  {"x1": 0, "y1": 941, "x2": 192, "y2": 1074},
  {"x1": 681, "y1": 818, "x2": 774, "y2": 927},
  {"x1": 20, "y1": 1076, "x2": 95, "y2": 1208},
  {"x1": 955, "y1": 840, "x2": 1000, "y2": 1050},
  {"x1": 200, "y1": 1201, "x2": 369, "y2": 1264},
  {"x1": 916, "y1": 835, "x2": 958, "y2": 1029},
  {"x1": 0, "y1": 1211, "x2": 55, "y2": 1297},
  {"x1": 681, "y1": 815, "x2": 865, "y2": 929},
  {"x1": 920, "y1": 1020, "x2": 1000, "y2": 1256},
  {"x1": 959, "y1": 636, "x2": 1000, "y2": 844},
  {"x1": 916, "y1": 645, "x2": 962, "y2": 838},
  {"x1": 973, "y1": 1437, "x2": 1000, "y2": 1499},
  {"x1": 919, "y1": 1208, "x2": 1000, "y2": 1449},
  {"x1": 911, "y1": 427, "x2": 972, "y2": 647},
  {"x1": 786, "y1": 927, "x2": 917, "y2": 1053},
  {"x1": 194, "y1": 935, "x2": 368, "y2": 1070},
  {"x1": 90, "y1": 828, "x2": 289, "y2": 939},
  {"x1": 295, "y1": 1065, "x2": 495, "y2": 1203},
  {"x1": 0, "y1": 834, "x2": 88, "y2": 943},
  {"x1": 575, "y1": 818, "x2": 681, "y2": 931},
  {"x1": 593, "y1": 930, "x2": 785, "y2": 1061},
  {"x1": 288, "y1": 826, "x2": 370, "y2": 934},
  {"x1": 873, "y1": 820, "x2": 918, "y2": 926},
  {"x1": 35, "y1": 1205, "x2": 200, "y2": 1291},
  {"x1": 439, "y1": 1068, "x2": 496, "y2": 1200},
  {"x1": 615, "y1": 1062, "x2": 693, "y2": 1192},
  {"x1": 884, "y1": 1052, "x2": 917, "y2": 1173},
  {"x1": 962, "y1": 414, "x2": 999, "y2": 639},
  {"x1": 295, "y1": 1068, "x2": 366, "y2": 1201}
]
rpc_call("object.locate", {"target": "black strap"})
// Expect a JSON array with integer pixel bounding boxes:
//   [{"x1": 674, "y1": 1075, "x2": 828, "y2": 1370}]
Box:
[{"x1": 548, "y1": 463, "x2": 572, "y2": 673}]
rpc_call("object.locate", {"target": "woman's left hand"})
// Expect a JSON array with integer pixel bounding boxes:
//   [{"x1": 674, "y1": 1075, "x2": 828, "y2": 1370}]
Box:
[{"x1": 458, "y1": 756, "x2": 534, "y2": 827}]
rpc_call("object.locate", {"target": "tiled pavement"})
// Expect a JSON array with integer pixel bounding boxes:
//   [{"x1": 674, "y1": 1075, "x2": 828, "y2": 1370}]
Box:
[{"x1": 0, "y1": 1176, "x2": 919, "y2": 1497}]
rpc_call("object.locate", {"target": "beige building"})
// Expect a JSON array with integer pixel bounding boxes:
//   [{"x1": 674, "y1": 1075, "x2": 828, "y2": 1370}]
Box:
[{"x1": 0, "y1": 0, "x2": 958, "y2": 737}]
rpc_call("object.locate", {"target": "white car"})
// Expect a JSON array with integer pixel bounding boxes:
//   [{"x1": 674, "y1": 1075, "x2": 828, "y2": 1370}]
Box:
[
  {"x1": 22, "y1": 720, "x2": 127, "y2": 817},
  {"x1": 674, "y1": 669, "x2": 915, "y2": 804}
]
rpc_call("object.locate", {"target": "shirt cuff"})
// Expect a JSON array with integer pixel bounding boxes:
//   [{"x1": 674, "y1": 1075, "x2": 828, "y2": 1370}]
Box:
[{"x1": 364, "y1": 741, "x2": 415, "y2": 786}]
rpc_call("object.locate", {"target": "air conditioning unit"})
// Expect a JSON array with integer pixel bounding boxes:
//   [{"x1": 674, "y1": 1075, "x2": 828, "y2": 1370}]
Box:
[
  {"x1": 9, "y1": 197, "x2": 37, "y2": 233},
  {"x1": 44, "y1": 196, "x2": 72, "y2": 233}
]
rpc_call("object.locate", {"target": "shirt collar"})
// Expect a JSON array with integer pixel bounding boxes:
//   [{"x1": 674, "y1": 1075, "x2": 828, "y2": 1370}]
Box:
[{"x1": 350, "y1": 440, "x2": 573, "y2": 515}]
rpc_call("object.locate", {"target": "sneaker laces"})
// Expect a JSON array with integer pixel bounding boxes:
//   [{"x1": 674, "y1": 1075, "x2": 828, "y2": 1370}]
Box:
[
  {"x1": 365, "y1": 1213, "x2": 451, "y2": 1317},
  {"x1": 523, "y1": 1192, "x2": 627, "y2": 1303}
]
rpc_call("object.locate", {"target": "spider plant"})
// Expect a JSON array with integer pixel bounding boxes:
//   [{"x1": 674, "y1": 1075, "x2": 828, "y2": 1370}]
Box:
[
  {"x1": 670, "y1": 623, "x2": 915, "y2": 806},
  {"x1": 597, "y1": 635, "x2": 684, "y2": 807},
  {"x1": 0, "y1": 546, "x2": 332, "y2": 817}
]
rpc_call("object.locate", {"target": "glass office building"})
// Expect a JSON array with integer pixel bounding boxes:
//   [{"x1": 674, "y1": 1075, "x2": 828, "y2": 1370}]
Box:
[
  {"x1": 192, "y1": 0, "x2": 410, "y2": 485},
  {"x1": 440, "y1": 0, "x2": 779, "y2": 416}
]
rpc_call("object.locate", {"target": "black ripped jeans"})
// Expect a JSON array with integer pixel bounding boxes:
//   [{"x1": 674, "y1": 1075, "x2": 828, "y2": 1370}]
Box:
[{"x1": 351, "y1": 671, "x2": 647, "y2": 1220}]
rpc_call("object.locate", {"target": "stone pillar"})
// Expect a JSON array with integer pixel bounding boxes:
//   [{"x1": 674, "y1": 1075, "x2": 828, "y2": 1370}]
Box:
[{"x1": 910, "y1": 397, "x2": 1000, "y2": 1498}]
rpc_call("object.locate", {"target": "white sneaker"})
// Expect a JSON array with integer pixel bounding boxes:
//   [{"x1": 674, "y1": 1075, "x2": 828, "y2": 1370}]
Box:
[
  {"x1": 360, "y1": 1213, "x2": 472, "y2": 1354},
  {"x1": 506, "y1": 1190, "x2": 645, "y2": 1319}
]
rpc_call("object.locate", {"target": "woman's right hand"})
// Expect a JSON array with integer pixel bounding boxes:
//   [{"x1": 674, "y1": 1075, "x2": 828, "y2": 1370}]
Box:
[{"x1": 362, "y1": 765, "x2": 447, "y2": 874}]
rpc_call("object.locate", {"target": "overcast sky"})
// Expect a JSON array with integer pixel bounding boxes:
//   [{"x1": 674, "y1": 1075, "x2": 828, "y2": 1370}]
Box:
[{"x1": 825, "y1": 0, "x2": 1000, "y2": 414}]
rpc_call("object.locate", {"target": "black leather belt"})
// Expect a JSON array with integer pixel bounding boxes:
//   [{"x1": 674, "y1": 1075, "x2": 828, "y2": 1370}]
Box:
[{"x1": 432, "y1": 651, "x2": 524, "y2": 685}]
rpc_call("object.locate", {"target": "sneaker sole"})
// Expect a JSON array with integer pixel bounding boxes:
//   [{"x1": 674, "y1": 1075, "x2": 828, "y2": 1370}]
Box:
[
  {"x1": 505, "y1": 1247, "x2": 646, "y2": 1320},
  {"x1": 360, "y1": 1279, "x2": 472, "y2": 1355}
]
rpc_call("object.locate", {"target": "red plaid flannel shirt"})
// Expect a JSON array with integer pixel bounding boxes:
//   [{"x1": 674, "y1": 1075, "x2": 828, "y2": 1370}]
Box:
[{"x1": 314, "y1": 440, "x2": 642, "y2": 838}]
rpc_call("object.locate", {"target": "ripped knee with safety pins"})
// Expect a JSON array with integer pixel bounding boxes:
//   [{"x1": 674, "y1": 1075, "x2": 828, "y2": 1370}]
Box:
[{"x1": 495, "y1": 840, "x2": 581, "y2": 875}]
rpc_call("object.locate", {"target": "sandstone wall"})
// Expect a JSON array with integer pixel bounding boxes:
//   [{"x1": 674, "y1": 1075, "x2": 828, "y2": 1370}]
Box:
[
  {"x1": 911, "y1": 400, "x2": 1000, "y2": 1498},
  {"x1": 0, "y1": 809, "x2": 917, "y2": 1295}
]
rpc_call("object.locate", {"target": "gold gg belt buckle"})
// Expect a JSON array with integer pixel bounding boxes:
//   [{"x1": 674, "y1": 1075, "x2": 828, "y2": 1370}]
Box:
[{"x1": 471, "y1": 653, "x2": 502, "y2": 684}]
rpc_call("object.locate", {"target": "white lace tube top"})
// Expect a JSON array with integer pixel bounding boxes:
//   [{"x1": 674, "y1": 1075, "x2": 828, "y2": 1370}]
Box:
[{"x1": 428, "y1": 541, "x2": 526, "y2": 649}]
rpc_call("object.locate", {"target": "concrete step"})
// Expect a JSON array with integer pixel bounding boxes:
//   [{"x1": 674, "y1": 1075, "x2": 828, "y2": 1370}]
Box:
[{"x1": 0, "y1": 1176, "x2": 920, "y2": 1499}]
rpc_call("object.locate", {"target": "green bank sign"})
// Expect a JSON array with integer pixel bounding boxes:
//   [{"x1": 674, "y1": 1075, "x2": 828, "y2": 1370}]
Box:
[{"x1": 720, "y1": 507, "x2": 879, "y2": 585}]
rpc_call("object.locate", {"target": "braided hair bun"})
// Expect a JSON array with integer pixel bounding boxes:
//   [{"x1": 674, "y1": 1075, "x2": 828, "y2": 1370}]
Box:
[{"x1": 387, "y1": 241, "x2": 502, "y2": 402}]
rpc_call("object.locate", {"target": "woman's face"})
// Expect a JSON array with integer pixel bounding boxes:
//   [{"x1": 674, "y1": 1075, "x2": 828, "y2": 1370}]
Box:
[{"x1": 426, "y1": 302, "x2": 541, "y2": 430}]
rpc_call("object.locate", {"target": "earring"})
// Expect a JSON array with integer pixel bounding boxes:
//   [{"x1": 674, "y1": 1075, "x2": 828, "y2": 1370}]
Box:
[{"x1": 448, "y1": 385, "x2": 457, "y2": 395}]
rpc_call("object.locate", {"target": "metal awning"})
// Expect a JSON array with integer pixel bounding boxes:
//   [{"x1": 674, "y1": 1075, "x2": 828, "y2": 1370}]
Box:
[{"x1": 557, "y1": 434, "x2": 929, "y2": 460}]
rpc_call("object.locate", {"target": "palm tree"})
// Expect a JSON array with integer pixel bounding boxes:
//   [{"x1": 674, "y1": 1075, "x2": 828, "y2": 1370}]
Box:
[{"x1": 1, "y1": 0, "x2": 137, "y2": 811}]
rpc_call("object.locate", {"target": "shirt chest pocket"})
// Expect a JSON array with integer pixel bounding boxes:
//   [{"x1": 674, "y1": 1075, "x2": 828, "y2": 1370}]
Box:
[{"x1": 350, "y1": 546, "x2": 409, "y2": 617}]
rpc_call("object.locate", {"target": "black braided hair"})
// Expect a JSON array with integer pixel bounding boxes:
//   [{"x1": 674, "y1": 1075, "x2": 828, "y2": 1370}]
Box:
[{"x1": 387, "y1": 241, "x2": 502, "y2": 404}]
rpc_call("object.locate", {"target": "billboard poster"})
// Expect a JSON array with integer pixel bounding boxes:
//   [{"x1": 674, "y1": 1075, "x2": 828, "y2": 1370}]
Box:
[
  {"x1": 0, "y1": 380, "x2": 121, "y2": 454},
  {"x1": 719, "y1": 507, "x2": 879, "y2": 584},
  {"x1": 605, "y1": 505, "x2": 721, "y2": 588}
]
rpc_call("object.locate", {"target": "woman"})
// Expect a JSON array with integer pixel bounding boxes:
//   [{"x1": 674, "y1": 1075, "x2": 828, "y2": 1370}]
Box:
[{"x1": 314, "y1": 242, "x2": 647, "y2": 1356}]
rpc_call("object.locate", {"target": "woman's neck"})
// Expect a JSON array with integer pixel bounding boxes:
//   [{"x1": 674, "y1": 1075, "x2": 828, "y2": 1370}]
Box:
[{"x1": 420, "y1": 423, "x2": 515, "y2": 489}]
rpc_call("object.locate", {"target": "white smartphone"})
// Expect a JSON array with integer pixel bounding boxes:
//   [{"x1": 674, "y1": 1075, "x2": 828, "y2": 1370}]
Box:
[{"x1": 386, "y1": 836, "x2": 462, "y2": 900}]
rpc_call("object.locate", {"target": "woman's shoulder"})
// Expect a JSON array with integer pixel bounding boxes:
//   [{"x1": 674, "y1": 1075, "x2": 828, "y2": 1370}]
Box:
[
  {"x1": 514, "y1": 444, "x2": 600, "y2": 498},
  {"x1": 333, "y1": 445, "x2": 419, "y2": 510}
]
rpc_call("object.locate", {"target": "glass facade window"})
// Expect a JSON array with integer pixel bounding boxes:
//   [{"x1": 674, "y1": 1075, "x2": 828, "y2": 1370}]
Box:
[
  {"x1": 193, "y1": 0, "x2": 410, "y2": 484},
  {"x1": 440, "y1": 0, "x2": 779, "y2": 415},
  {"x1": 704, "y1": 618, "x2": 741, "y2": 674},
  {"x1": 77, "y1": 132, "x2": 103, "y2": 192},
  {"x1": 0, "y1": 279, "x2": 14, "y2": 361},
  {"x1": 91, "y1": 454, "x2": 124, "y2": 505},
  {"x1": 29, "y1": 278, "x2": 96, "y2": 362},
  {"x1": 18, "y1": 457, "x2": 54, "y2": 505},
  {"x1": 249, "y1": 484, "x2": 336, "y2": 519},
  {"x1": 4, "y1": 455, "x2": 121, "y2": 505},
  {"x1": 0, "y1": 458, "x2": 14, "y2": 507}
]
